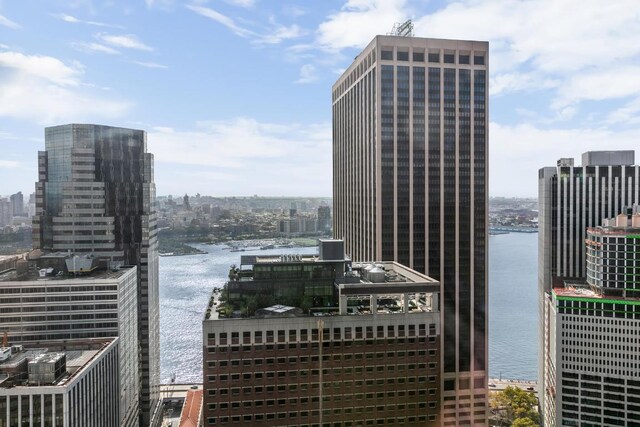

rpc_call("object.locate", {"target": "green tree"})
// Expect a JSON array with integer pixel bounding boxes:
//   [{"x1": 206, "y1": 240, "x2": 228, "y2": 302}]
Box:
[
  {"x1": 490, "y1": 386, "x2": 539, "y2": 426},
  {"x1": 512, "y1": 418, "x2": 539, "y2": 427}
]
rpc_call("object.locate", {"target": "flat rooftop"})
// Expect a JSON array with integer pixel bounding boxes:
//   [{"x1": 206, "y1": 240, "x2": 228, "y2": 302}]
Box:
[
  {"x1": 0, "y1": 339, "x2": 114, "y2": 388},
  {"x1": 240, "y1": 254, "x2": 321, "y2": 265},
  {"x1": 587, "y1": 226, "x2": 640, "y2": 236},
  {"x1": 553, "y1": 287, "x2": 600, "y2": 299},
  {"x1": 0, "y1": 265, "x2": 135, "y2": 283},
  {"x1": 343, "y1": 261, "x2": 439, "y2": 289}
]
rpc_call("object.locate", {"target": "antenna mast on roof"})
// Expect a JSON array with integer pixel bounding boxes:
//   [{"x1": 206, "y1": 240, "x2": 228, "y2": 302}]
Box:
[{"x1": 388, "y1": 19, "x2": 414, "y2": 37}]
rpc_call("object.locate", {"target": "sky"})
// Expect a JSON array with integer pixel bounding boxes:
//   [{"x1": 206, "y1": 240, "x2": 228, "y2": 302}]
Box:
[{"x1": 1, "y1": 0, "x2": 639, "y2": 198}]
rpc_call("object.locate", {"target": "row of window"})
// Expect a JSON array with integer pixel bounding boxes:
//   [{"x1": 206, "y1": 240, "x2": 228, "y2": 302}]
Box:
[
  {"x1": 209, "y1": 324, "x2": 434, "y2": 343},
  {"x1": 210, "y1": 398, "x2": 437, "y2": 411},
  {"x1": 207, "y1": 349, "x2": 436, "y2": 367},
  {"x1": 208, "y1": 337, "x2": 436, "y2": 356},
  {"x1": 207, "y1": 414, "x2": 436, "y2": 426},
  {"x1": 208, "y1": 372, "x2": 436, "y2": 387}
]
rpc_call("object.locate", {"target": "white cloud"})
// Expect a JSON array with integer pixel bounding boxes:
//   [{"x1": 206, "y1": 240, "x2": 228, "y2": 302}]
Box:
[
  {"x1": 282, "y1": 5, "x2": 306, "y2": 17},
  {"x1": 294, "y1": 64, "x2": 317, "y2": 84},
  {"x1": 133, "y1": 61, "x2": 168, "y2": 69},
  {"x1": 51, "y1": 13, "x2": 121, "y2": 28},
  {"x1": 317, "y1": 0, "x2": 407, "y2": 51},
  {"x1": 414, "y1": 0, "x2": 640, "y2": 73},
  {"x1": 186, "y1": 5, "x2": 306, "y2": 45},
  {"x1": 553, "y1": 66, "x2": 640, "y2": 108},
  {"x1": 0, "y1": 49, "x2": 130, "y2": 124},
  {"x1": 254, "y1": 23, "x2": 305, "y2": 45},
  {"x1": 490, "y1": 72, "x2": 559, "y2": 97},
  {"x1": 186, "y1": 4, "x2": 255, "y2": 38},
  {"x1": 312, "y1": 0, "x2": 640, "y2": 109},
  {"x1": 0, "y1": 13, "x2": 20, "y2": 29},
  {"x1": 224, "y1": 0, "x2": 256, "y2": 8},
  {"x1": 490, "y1": 121, "x2": 640, "y2": 196},
  {"x1": 0, "y1": 51, "x2": 82, "y2": 86},
  {"x1": 71, "y1": 41, "x2": 121, "y2": 55},
  {"x1": 96, "y1": 33, "x2": 154, "y2": 51},
  {"x1": 148, "y1": 118, "x2": 332, "y2": 195},
  {"x1": 0, "y1": 160, "x2": 21, "y2": 168},
  {"x1": 606, "y1": 97, "x2": 640, "y2": 126}
]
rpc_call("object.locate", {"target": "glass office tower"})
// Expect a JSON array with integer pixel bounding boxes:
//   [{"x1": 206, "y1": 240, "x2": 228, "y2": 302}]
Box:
[
  {"x1": 332, "y1": 36, "x2": 489, "y2": 426},
  {"x1": 33, "y1": 124, "x2": 160, "y2": 427}
]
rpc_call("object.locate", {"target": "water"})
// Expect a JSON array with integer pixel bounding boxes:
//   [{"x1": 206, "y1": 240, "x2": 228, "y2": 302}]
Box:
[
  {"x1": 488, "y1": 232, "x2": 538, "y2": 380},
  {"x1": 159, "y1": 244, "x2": 317, "y2": 383},
  {"x1": 160, "y1": 233, "x2": 539, "y2": 383}
]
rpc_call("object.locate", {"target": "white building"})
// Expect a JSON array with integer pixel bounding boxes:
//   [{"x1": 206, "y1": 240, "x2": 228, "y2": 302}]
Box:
[
  {"x1": 0, "y1": 338, "x2": 120, "y2": 426},
  {"x1": 0, "y1": 255, "x2": 139, "y2": 427},
  {"x1": 543, "y1": 211, "x2": 640, "y2": 426}
]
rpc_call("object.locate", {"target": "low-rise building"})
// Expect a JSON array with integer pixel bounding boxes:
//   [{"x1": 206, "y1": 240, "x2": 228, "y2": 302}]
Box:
[
  {"x1": 203, "y1": 239, "x2": 441, "y2": 426},
  {"x1": 0, "y1": 338, "x2": 120, "y2": 426}
]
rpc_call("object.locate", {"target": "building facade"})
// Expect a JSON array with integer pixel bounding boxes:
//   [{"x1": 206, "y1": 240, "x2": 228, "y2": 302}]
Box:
[
  {"x1": 10, "y1": 192, "x2": 23, "y2": 217},
  {"x1": 538, "y1": 151, "x2": 640, "y2": 421},
  {"x1": 317, "y1": 205, "x2": 331, "y2": 234},
  {"x1": 332, "y1": 35, "x2": 488, "y2": 425},
  {"x1": 203, "y1": 240, "x2": 442, "y2": 426},
  {"x1": 0, "y1": 338, "x2": 120, "y2": 427},
  {"x1": 0, "y1": 260, "x2": 139, "y2": 426},
  {"x1": 32, "y1": 124, "x2": 160, "y2": 426},
  {"x1": 543, "y1": 213, "x2": 640, "y2": 426},
  {"x1": 0, "y1": 199, "x2": 12, "y2": 228}
]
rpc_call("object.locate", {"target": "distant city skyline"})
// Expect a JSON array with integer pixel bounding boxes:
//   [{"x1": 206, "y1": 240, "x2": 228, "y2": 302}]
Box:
[{"x1": 1, "y1": 1, "x2": 639, "y2": 198}]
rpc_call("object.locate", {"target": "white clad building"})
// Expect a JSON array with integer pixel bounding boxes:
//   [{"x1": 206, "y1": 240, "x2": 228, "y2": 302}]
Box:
[
  {"x1": 0, "y1": 258, "x2": 139, "y2": 427},
  {"x1": 0, "y1": 338, "x2": 120, "y2": 427},
  {"x1": 544, "y1": 212, "x2": 640, "y2": 426}
]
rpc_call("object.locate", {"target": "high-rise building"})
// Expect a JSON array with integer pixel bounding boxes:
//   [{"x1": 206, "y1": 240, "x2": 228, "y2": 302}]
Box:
[
  {"x1": 10, "y1": 192, "x2": 24, "y2": 216},
  {"x1": 32, "y1": 124, "x2": 160, "y2": 426},
  {"x1": 543, "y1": 211, "x2": 640, "y2": 426},
  {"x1": 538, "y1": 151, "x2": 640, "y2": 422},
  {"x1": 0, "y1": 198, "x2": 12, "y2": 227},
  {"x1": 317, "y1": 205, "x2": 331, "y2": 234},
  {"x1": 203, "y1": 239, "x2": 442, "y2": 426},
  {"x1": 0, "y1": 338, "x2": 120, "y2": 426},
  {"x1": 332, "y1": 34, "x2": 489, "y2": 425}
]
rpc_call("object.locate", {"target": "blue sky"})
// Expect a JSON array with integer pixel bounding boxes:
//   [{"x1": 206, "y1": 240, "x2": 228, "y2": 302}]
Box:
[{"x1": 1, "y1": 0, "x2": 639, "y2": 198}]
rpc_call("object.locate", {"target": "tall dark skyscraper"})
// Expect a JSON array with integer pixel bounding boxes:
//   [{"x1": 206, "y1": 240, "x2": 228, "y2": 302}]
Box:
[
  {"x1": 332, "y1": 35, "x2": 489, "y2": 425},
  {"x1": 33, "y1": 124, "x2": 161, "y2": 426},
  {"x1": 538, "y1": 150, "x2": 640, "y2": 425}
]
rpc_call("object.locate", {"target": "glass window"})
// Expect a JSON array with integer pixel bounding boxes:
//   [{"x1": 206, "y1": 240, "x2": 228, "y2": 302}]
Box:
[
  {"x1": 413, "y1": 52, "x2": 425, "y2": 62},
  {"x1": 459, "y1": 54, "x2": 470, "y2": 64},
  {"x1": 381, "y1": 50, "x2": 393, "y2": 60},
  {"x1": 397, "y1": 51, "x2": 409, "y2": 61},
  {"x1": 444, "y1": 53, "x2": 455, "y2": 63},
  {"x1": 474, "y1": 54, "x2": 485, "y2": 65},
  {"x1": 428, "y1": 53, "x2": 440, "y2": 63}
]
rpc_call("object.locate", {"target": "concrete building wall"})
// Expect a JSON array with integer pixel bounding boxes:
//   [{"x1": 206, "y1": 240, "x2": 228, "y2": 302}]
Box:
[
  {"x1": 203, "y1": 313, "x2": 441, "y2": 427},
  {"x1": 548, "y1": 293, "x2": 640, "y2": 426},
  {"x1": 0, "y1": 268, "x2": 139, "y2": 426}
]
